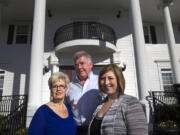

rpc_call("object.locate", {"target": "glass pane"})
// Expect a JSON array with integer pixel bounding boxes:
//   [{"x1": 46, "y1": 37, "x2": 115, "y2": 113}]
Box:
[
  {"x1": 143, "y1": 26, "x2": 148, "y2": 35},
  {"x1": 0, "y1": 71, "x2": 5, "y2": 74},
  {"x1": 16, "y1": 35, "x2": 28, "y2": 44},
  {"x1": 0, "y1": 89, "x2": 2, "y2": 97},
  {"x1": 161, "y1": 70, "x2": 173, "y2": 91},
  {"x1": 17, "y1": 25, "x2": 29, "y2": 34},
  {"x1": 161, "y1": 68, "x2": 171, "y2": 71},
  {"x1": 0, "y1": 78, "x2": 4, "y2": 88},
  {"x1": 164, "y1": 85, "x2": 173, "y2": 91},
  {"x1": 144, "y1": 35, "x2": 150, "y2": 43}
]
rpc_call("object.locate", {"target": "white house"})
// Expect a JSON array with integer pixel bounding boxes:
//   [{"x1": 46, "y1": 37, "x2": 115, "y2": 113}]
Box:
[{"x1": 0, "y1": 0, "x2": 180, "y2": 128}]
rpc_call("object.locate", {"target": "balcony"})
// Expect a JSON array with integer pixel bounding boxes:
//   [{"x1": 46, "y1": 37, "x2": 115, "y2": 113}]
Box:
[{"x1": 54, "y1": 22, "x2": 117, "y2": 55}]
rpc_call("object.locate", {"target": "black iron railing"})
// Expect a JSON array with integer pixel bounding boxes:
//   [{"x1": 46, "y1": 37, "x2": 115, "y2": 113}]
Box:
[
  {"x1": 54, "y1": 22, "x2": 117, "y2": 46},
  {"x1": 0, "y1": 95, "x2": 28, "y2": 135},
  {"x1": 152, "y1": 91, "x2": 180, "y2": 134}
]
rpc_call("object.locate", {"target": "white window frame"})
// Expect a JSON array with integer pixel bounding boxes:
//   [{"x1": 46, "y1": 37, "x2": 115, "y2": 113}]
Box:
[
  {"x1": 161, "y1": 68, "x2": 173, "y2": 91},
  {"x1": 156, "y1": 61, "x2": 174, "y2": 91},
  {"x1": 13, "y1": 23, "x2": 32, "y2": 45},
  {"x1": 7, "y1": 23, "x2": 32, "y2": 45},
  {"x1": 14, "y1": 24, "x2": 32, "y2": 44}
]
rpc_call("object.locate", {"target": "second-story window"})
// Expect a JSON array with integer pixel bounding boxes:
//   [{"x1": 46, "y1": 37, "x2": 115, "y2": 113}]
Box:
[
  {"x1": 7, "y1": 24, "x2": 32, "y2": 45},
  {"x1": 143, "y1": 25, "x2": 157, "y2": 44}
]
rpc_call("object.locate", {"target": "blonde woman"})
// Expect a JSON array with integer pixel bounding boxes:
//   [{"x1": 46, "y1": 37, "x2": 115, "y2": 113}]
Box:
[{"x1": 29, "y1": 72, "x2": 76, "y2": 135}]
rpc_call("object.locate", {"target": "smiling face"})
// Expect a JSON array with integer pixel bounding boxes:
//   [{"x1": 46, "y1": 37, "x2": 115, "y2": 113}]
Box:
[
  {"x1": 74, "y1": 55, "x2": 93, "y2": 81},
  {"x1": 100, "y1": 71, "x2": 119, "y2": 97},
  {"x1": 51, "y1": 79, "x2": 67, "y2": 101}
]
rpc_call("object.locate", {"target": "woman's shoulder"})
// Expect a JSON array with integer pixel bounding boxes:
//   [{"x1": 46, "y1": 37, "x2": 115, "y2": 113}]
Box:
[
  {"x1": 34, "y1": 104, "x2": 49, "y2": 115},
  {"x1": 119, "y1": 94, "x2": 141, "y2": 105}
]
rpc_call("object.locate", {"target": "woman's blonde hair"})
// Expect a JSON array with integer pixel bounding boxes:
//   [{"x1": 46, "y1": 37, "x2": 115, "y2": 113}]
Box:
[
  {"x1": 48, "y1": 72, "x2": 70, "y2": 89},
  {"x1": 98, "y1": 64, "x2": 125, "y2": 96}
]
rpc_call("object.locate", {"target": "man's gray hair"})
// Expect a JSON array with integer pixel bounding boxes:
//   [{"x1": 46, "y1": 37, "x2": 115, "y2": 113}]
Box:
[{"x1": 73, "y1": 51, "x2": 92, "y2": 64}]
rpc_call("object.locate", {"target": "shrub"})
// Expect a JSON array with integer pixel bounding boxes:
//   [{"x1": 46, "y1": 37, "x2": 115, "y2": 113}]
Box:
[
  {"x1": 0, "y1": 115, "x2": 5, "y2": 133},
  {"x1": 16, "y1": 128, "x2": 28, "y2": 135},
  {"x1": 154, "y1": 104, "x2": 180, "y2": 128},
  {"x1": 157, "y1": 120, "x2": 178, "y2": 130}
]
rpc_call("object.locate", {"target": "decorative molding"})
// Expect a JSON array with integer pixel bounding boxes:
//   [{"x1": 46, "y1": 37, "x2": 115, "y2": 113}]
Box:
[
  {"x1": 154, "y1": 60, "x2": 170, "y2": 63},
  {"x1": 157, "y1": 0, "x2": 174, "y2": 10}
]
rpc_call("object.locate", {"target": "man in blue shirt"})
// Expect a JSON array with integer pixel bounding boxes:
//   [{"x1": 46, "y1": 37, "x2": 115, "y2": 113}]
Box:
[{"x1": 66, "y1": 51, "x2": 102, "y2": 135}]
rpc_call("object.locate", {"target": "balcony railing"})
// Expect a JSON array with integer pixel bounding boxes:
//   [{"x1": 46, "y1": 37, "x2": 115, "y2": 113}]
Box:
[
  {"x1": 54, "y1": 22, "x2": 117, "y2": 46},
  {"x1": 0, "y1": 95, "x2": 28, "y2": 135}
]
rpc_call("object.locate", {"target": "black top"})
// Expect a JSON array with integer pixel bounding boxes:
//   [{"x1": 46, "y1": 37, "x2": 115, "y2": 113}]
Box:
[{"x1": 90, "y1": 115, "x2": 103, "y2": 135}]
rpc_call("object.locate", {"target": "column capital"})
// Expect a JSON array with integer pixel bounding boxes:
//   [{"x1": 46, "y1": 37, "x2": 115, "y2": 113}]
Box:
[
  {"x1": 162, "y1": 0, "x2": 174, "y2": 5},
  {"x1": 157, "y1": 0, "x2": 174, "y2": 9}
]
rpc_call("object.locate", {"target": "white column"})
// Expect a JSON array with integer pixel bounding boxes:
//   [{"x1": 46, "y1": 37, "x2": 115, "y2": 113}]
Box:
[
  {"x1": 27, "y1": 0, "x2": 46, "y2": 126},
  {"x1": 129, "y1": 0, "x2": 149, "y2": 101},
  {"x1": 162, "y1": 4, "x2": 180, "y2": 84}
]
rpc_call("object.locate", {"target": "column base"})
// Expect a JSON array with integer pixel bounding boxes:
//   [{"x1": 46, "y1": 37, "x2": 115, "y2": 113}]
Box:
[{"x1": 26, "y1": 105, "x2": 39, "y2": 127}]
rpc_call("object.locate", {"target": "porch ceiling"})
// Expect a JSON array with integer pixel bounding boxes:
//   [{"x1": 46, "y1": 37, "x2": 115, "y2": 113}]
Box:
[{"x1": 1, "y1": 0, "x2": 180, "y2": 23}]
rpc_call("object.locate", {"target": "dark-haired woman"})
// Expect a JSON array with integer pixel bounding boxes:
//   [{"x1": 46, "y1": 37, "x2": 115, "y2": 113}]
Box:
[{"x1": 88, "y1": 64, "x2": 148, "y2": 135}]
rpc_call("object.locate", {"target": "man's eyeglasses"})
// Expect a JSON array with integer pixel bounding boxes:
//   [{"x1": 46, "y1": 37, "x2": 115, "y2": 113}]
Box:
[{"x1": 52, "y1": 85, "x2": 66, "y2": 89}]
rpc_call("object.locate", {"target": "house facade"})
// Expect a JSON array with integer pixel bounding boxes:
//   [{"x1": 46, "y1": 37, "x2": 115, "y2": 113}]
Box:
[{"x1": 0, "y1": 0, "x2": 180, "y2": 127}]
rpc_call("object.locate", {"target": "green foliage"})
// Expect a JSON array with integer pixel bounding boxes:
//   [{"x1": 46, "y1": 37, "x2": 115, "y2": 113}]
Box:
[
  {"x1": 157, "y1": 120, "x2": 177, "y2": 130},
  {"x1": 0, "y1": 115, "x2": 5, "y2": 133},
  {"x1": 155, "y1": 104, "x2": 180, "y2": 128}
]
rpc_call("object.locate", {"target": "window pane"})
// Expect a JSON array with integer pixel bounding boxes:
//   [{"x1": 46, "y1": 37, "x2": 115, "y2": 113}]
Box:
[
  {"x1": 161, "y1": 69, "x2": 171, "y2": 71},
  {"x1": 144, "y1": 35, "x2": 150, "y2": 43},
  {"x1": 15, "y1": 25, "x2": 30, "y2": 44},
  {"x1": 17, "y1": 25, "x2": 29, "y2": 34},
  {"x1": 16, "y1": 35, "x2": 28, "y2": 44},
  {"x1": 161, "y1": 69, "x2": 173, "y2": 91},
  {"x1": 0, "y1": 71, "x2": 5, "y2": 74},
  {"x1": 150, "y1": 25, "x2": 157, "y2": 44},
  {"x1": 164, "y1": 85, "x2": 173, "y2": 92},
  {"x1": 143, "y1": 26, "x2": 148, "y2": 35}
]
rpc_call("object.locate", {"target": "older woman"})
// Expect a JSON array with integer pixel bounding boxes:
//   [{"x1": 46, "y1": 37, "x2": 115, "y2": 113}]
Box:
[
  {"x1": 88, "y1": 64, "x2": 148, "y2": 135},
  {"x1": 28, "y1": 72, "x2": 76, "y2": 135}
]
